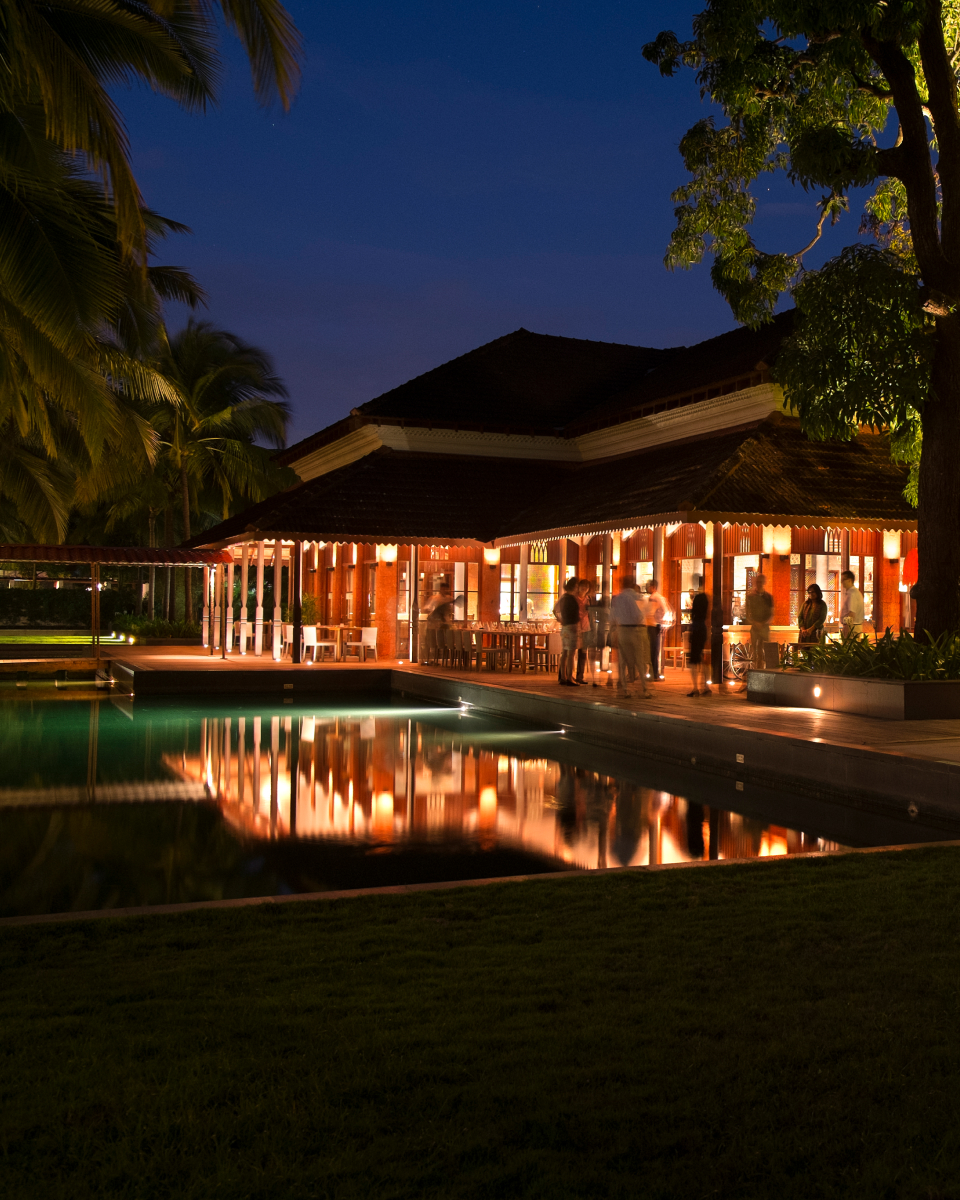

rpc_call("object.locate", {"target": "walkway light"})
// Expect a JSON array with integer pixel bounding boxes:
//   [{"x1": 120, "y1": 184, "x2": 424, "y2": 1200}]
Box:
[{"x1": 813, "y1": 685, "x2": 821, "y2": 698}]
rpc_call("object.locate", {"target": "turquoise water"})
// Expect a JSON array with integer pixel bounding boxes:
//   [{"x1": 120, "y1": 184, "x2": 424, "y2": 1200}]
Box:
[{"x1": 0, "y1": 696, "x2": 953, "y2": 917}]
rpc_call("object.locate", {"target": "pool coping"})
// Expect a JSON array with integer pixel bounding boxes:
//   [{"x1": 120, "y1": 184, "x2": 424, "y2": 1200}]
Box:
[{"x1": 3, "y1": 839, "x2": 958, "y2": 929}]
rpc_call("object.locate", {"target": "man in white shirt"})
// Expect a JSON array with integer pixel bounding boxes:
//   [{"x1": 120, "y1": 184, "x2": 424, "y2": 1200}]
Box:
[
  {"x1": 610, "y1": 578, "x2": 652, "y2": 697},
  {"x1": 644, "y1": 578, "x2": 669, "y2": 681},
  {"x1": 840, "y1": 569, "x2": 865, "y2": 639}
]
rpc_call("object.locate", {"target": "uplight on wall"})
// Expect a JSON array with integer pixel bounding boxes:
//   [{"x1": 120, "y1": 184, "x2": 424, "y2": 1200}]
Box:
[
  {"x1": 762, "y1": 525, "x2": 775, "y2": 555},
  {"x1": 773, "y1": 525, "x2": 792, "y2": 557},
  {"x1": 378, "y1": 543, "x2": 398, "y2": 564},
  {"x1": 883, "y1": 529, "x2": 901, "y2": 561},
  {"x1": 483, "y1": 547, "x2": 501, "y2": 568},
  {"x1": 612, "y1": 531, "x2": 622, "y2": 567},
  {"x1": 704, "y1": 524, "x2": 714, "y2": 559}
]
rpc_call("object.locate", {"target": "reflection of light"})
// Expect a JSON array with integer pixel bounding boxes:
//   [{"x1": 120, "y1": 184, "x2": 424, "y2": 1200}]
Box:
[
  {"x1": 302, "y1": 718, "x2": 315, "y2": 741},
  {"x1": 479, "y1": 786, "x2": 497, "y2": 824},
  {"x1": 376, "y1": 792, "x2": 393, "y2": 817}
]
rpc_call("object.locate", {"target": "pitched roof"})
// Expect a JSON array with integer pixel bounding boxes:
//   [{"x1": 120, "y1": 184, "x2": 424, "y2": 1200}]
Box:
[
  {"x1": 355, "y1": 328, "x2": 665, "y2": 430},
  {"x1": 497, "y1": 416, "x2": 913, "y2": 539},
  {"x1": 186, "y1": 448, "x2": 569, "y2": 547},
  {"x1": 191, "y1": 417, "x2": 914, "y2": 549}
]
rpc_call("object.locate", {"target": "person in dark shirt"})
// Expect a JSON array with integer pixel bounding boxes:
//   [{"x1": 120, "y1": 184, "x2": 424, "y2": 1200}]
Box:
[
  {"x1": 687, "y1": 589, "x2": 711, "y2": 696},
  {"x1": 554, "y1": 577, "x2": 581, "y2": 685}
]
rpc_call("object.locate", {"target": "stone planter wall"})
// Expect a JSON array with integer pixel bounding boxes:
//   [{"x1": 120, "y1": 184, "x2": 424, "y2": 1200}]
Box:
[{"x1": 747, "y1": 669, "x2": 960, "y2": 720}]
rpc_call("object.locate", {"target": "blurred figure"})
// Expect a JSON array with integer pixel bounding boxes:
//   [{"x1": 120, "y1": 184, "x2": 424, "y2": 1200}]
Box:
[
  {"x1": 575, "y1": 579, "x2": 595, "y2": 684},
  {"x1": 840, "y1": 569, "x2": 864, "y2": 639},
  {"x1": 424, "y1": 581, "x2": 455, "y2": 627},
  {"x1": 644, "y1": 577, "x2": 669, "y2": 681},
  {"x1": 687, "y1": 588, "x2": 711, "y2": 696},
  {"x1": 610, "y1": 576, "x2": 652, "y2": 698},
  {"x1": 799, "y1": 583, "x2": 828, "y2": 651},
  {"x1": 745, "y1": 573, "x2": 774, "y2": 669},
  {"x1": 553, "y1": 576, "x2": 581, "y2": 685}
]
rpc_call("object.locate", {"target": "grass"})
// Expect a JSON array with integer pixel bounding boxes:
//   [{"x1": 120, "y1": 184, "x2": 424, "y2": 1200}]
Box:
[{"x1": 3, "y1": 850, "x2": 960, "y2": 1199}]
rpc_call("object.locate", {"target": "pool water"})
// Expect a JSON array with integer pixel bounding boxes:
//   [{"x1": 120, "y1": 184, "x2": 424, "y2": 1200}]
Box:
[{"x1": 0, "y1": 695, "x2": 953, "y2": 917}]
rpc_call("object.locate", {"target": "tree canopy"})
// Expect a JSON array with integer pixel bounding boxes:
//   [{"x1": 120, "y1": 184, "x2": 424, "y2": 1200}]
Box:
[{"x1": 644, "y1": 0, "x2": 960, "y2": 636}]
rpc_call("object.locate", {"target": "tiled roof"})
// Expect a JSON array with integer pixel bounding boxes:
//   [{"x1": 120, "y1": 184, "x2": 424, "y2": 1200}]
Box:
[
  {"x1": 0, "y1": 545, "x2": 231, "y2": 565},
  {"x1": 191, "y1": 418, "x2": 913, "y2": 549},
  {"x1": 186, "y1": 449, "x2": 569, "y2": 547},
  {"x1": 277, "y1": 314, "x2": 798, "y2": 471},
  {"x1": 498, "y1": 416, "x2": 913, "y2": 537},
  {"x1": 355, "y1": 329, "x2": 666, "y2": 431}
]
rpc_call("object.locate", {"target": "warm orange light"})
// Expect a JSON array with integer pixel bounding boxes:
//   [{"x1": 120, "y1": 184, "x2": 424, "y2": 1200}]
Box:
[
  {"x1": 378, "y1": 543, "x2": 398, "y2": 564},
  {"x1": 483, "y1": 547, "x2": 501, "y2": 567},
  {"x1": 883, "y1": 529, "x2": 901, "y2": 561}
]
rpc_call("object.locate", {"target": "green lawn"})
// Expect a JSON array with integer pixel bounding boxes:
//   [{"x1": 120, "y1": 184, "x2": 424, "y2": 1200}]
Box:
[{"x1": 3, "y1": 850, "x2": 960, "y2": 1199}]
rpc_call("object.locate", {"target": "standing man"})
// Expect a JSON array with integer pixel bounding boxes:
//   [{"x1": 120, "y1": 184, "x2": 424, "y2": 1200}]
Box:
[
  {"x1": 744, "y1": 573, "x2": 774, "y2": 670},
  {"x1": 644, "y1": 577, "x2": 669, "y2": 682},
  {"x1": 610, "y1": 577, "x2": 653, "y2": 698},
  {"x1": 840, "y1": 569, "x2": 865, "y2": 639},
  {"x1": 554, "y1": 577, "x2": 581, "y2": 686}
]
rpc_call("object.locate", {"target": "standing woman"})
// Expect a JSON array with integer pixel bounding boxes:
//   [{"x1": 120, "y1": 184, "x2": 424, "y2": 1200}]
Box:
[
  {"x1": 687, "y1": 589, "x2": 711, "y2": 696},
  {"x1": 798, "y1": 583, "x2": 828, "y2": 653}
]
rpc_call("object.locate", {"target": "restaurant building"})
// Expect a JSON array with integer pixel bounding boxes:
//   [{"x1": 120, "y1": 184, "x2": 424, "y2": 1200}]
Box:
[{"x1": 189, "y1": 312, "x2": 916, "y2": 671}]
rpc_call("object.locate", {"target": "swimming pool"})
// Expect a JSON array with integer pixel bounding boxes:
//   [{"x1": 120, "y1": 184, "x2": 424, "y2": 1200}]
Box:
[{"x1": 0, "y1": 695, "x2": 953, "y2": 917}]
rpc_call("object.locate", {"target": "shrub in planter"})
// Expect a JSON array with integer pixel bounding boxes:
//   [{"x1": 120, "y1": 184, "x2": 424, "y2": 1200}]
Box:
[
  {"x1": 113, "y1": 615, "x2": 201, "y2": 639},
  {"x1": 798, "y1": 629, "x2": 960, "y2": 681}
]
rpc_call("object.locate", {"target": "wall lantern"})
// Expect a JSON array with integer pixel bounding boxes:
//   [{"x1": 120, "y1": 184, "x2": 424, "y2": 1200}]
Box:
[
  {"x1": 483, "y1": 547, "x2": 501, "y2": 569},
  {"x1": 378, "y1": 543, "x2": 398, "y2": 564},
  {"x1": 883, "y1": 530, "x2": 901, "y2": 562},
  {"x1": 772, "y1": 525, "x2": 792, "y2": 557}
]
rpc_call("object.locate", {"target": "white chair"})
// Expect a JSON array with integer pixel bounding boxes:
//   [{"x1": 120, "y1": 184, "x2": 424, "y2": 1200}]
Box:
[
  {"x1": 344, "y1": 626, "x2": 378, "y2": 661},
  {"x1": 302, "y1": 626, "x2": 318, "y2": 663},
  {"x1": 281, "y1": 623, "x2": 294, "y2": 658},
  {"x1": 315, "y1": 627, "x2": 338, "y2": 661}
]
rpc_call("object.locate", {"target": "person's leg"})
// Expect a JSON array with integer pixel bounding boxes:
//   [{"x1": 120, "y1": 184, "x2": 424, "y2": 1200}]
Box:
[
  {"x1": 617, "y1": 631, "x2": 635, "y2": 688},
  {"x1": 576, "y1": 647, "x2": 586, "y2": 683},
  {"x1": 649, "y1": 625, "x2": 661, "y2": 679},
  {"x1": 637, "y1": 627, "x2": 652, "y2": 694}
]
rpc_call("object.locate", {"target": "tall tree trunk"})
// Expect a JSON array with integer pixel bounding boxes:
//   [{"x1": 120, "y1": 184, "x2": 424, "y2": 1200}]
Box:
[
  {"x1": 917, "y1": 314, "x2": 960, "y2": 639},
  {"x1": 163, "y1": 506, "x2": 173, "y2": 621},
  {"x1": 181, "y1": 465, "x2": 193, "y2": 622},
  {"x1": 148, "y1": 510, "x2": 156, "y2": 621}
]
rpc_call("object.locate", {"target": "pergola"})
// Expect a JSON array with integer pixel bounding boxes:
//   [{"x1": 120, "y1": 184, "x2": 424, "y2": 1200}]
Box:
[{"x1": 0, "y1": 545, "x2": 232, "y2": 660}]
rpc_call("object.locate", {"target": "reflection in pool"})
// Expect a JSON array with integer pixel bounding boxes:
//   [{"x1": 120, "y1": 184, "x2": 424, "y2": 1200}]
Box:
[{"x1": 0, "y1": 696, "x2": 951, "y2": 917}]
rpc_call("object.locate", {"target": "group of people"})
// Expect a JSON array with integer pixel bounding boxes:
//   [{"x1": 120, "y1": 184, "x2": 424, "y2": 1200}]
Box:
[
  {"x1": 554, "y1": 575, "x2": 670, "y2": 697},
  {"x1": 741, "y1": 568, "x2": 866, "y2": 674}
]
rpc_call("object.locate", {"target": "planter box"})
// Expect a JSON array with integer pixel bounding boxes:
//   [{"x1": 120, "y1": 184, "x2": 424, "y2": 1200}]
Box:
[{"x1": 747, "y1": 668, "x2": 960, "y2": 719}]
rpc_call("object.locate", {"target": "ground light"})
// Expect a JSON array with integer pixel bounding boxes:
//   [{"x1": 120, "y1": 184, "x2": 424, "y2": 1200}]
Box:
[{"x1": 814, "y1": 685, "x2": 822, "y2": 698}]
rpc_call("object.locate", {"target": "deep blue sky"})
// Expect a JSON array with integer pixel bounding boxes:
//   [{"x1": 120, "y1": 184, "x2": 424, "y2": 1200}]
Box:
[{"x1": 122, "y1": 1, "x2": 862, "y2": 443}]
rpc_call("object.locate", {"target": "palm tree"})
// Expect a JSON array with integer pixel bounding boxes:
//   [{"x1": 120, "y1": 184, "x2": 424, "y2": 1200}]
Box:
[{"x1": 0, "y1": 1, "x2": 302, "y2": 540}]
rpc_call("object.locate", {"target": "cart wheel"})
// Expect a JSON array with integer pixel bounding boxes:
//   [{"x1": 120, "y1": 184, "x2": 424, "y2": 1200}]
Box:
[{"x1": 728, "y1": 642, "x2": 753, "y2": 680}]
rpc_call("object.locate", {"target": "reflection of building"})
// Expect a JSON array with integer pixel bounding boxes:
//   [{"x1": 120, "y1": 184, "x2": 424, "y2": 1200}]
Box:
[
  {"x1": 166, "y1": 713, "x2": 843, "y2": 870},
  {"x1": 188, "y1": 315, "x2": 916, "y2": 665}
]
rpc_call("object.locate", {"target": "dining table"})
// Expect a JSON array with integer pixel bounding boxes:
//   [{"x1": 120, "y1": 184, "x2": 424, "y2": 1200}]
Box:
[
  {"x1": 317, "y1": 623, "x2": 362, "y2": 661},
  {"x1": 476, "y1": 626, "x2": 550, "y2": 672}
]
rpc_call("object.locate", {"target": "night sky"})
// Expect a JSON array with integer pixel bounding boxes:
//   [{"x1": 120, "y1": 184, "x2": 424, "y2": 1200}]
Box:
[{"x1": 121, "y1": 1, "x2": 866, "y2": 443}]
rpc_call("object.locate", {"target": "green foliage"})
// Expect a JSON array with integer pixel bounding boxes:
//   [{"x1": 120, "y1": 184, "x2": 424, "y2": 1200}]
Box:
[
  {"x1": 773, "y1": 243, "x2": 932, "y2": 489},
  {"x1": 111, "y1": 613, "x2": 200, "y2": 639},
  {"x1": 798, "y1": 628, "x2": 960, "y2": 680},
  {"x1": 0, "y1": 586, "x2": 119, "y2": 628}
]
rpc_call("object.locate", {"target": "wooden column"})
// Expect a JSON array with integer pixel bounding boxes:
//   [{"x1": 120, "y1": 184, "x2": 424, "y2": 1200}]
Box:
[
  {"x1": 239, "y1": 545, "x2": 249, "y2": 655},
  {"x1": 653, "y1": 525, "x2": 665, "y2": 591},
  {"x1": 375, "y1": 549, "x2": 398, "y2": 659},
  {"x1": 518, "y1": 544, "x2": 529, "y2": 621},
  {"x1": 254, "y1": 540, "x2": 265, "y2": 657},
  {"x1": 577, "y1": 538, "x2": 588, "y2": 581},
  {"x1": 226, "y1": 559, "x2": 235, "y2": 652},
  {"x1": 769, "y1": 550, "x2": 792, "y2": 626},
  {"x1": 202, "y1": 565, "x2": 210, "y2": 646},
  {"x1": 877, "y1": 534, "x2": 902, "y2": 635},
  {"x1": 292, "y1": 540, "x2": 303, "y2": 664},
  {"x1": 710, "y1": 523, "x2": 723, "y2": 685},
  {"x1": 409, "y1": 544, "x2": 420, "y2": 662},
  {"x1": 272, "y1": 543, "x2": 283, "y2": 662},
  {"x1": 479, "y1": 550, "x2": 500, "y2": 623}
]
